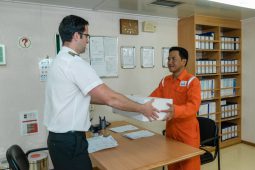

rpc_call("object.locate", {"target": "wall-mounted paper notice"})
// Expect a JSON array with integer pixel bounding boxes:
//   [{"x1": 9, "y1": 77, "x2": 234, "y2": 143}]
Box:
[
  {"x1": 20, "y1": 111, "x2": 39, "y2": 136},
  {"x1": 39, "y1": 58, "x2": 53, "y2": 81}
]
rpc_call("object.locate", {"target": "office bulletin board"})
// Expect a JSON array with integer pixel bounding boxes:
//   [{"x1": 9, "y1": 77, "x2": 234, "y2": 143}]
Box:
[{"x1": 90, "y1": 36, "x2": 118, "y2": 77}]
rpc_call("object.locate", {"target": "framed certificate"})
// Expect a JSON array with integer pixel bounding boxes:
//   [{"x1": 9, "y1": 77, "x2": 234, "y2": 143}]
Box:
[
  {"x1": 0, "y1": 44, "x2": 6, "y2": 65},
  {"x1": 120, "y1": 46, "x2": 136, "y2": 69},
  {"x1": 162, "y1": 47, "x2": 170, "y2": 68},
  {"x1": 140, "y1": 46, "x2": 154, "y2": 68}
]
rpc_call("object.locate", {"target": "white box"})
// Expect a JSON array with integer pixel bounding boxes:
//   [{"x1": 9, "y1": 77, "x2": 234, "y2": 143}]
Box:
[{"x1": 112, "y1": 95, "x2": 173, "y2": 122}]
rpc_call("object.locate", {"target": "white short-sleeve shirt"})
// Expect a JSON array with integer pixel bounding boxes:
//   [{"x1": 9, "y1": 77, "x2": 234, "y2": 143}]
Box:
[{"x1": 44, "y1": 47, "x2": 103, "y2": 133}]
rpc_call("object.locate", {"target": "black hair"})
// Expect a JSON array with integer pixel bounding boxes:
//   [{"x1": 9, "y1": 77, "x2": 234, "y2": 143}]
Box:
[
  {"x1": 169, "y1": 46, "x2": 189, "y2": 66},
  {"x1": 58, "y1": 15, "x2": 89, "y2": 43}
]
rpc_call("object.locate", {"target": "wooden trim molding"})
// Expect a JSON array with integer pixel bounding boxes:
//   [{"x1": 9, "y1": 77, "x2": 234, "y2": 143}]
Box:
[{"x1": 242, "y1": 140, "x2": 255, "y2": 147}]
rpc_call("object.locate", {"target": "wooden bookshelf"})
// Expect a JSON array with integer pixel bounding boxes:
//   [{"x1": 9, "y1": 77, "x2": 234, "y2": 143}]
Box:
[{"x1": 178, "y1": 15, "x2": 242, "y2": 148}]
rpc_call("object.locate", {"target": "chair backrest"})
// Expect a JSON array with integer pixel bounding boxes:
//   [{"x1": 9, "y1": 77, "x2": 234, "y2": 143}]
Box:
[
  {"x1": 6, "y1": 145, "x2": 29, "y2": 170},
  {"x1": 197, "y1": 117, "x2": 218, "y2": 147}
]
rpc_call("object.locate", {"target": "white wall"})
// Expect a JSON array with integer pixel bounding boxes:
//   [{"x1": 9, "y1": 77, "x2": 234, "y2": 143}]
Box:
[
  {"x1": 242, "y1": 18, "x2": 255, "y2": 143},
  {"x1": 0, "y1": 1, "x2": 177, "y2": 158}
]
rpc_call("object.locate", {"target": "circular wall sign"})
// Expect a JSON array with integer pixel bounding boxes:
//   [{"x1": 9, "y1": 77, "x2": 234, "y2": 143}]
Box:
[{"x1": 19, "y1": 37, "x2": 31, "y2": 48}]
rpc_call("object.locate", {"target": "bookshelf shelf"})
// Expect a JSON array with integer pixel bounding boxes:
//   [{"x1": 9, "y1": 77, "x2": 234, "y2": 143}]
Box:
[
  {"x1": 221, "y1": 50, "x2": 240, "y2": 53},
  {"x1": 197, "y1": 73, "x2": 220, "y2": 77},
  {"x1": 201, "y1": 88, "x2": 220, "y2": 92},
  {"x1": 221, "y1": 95, "x2": 240, "y2": 99},
  {"x1": 201, "y1": 97, "x2": 220, "y2": 101},
  {"x1": 221, "y1": 86, "x2": 240, "y2": 90},
  {"x1": 196, "y1": 49, "x2": 220, "y2": 52},
  {"x1": 221, "y1": 116, "x2": 240, "y2": 122},
  {"x1": 178, "y1": 15, "x2": 242, "y2": 148},
  {"x1": 221, "y1": 73, "x2": 240, "y2": 75},
  {"x1": 221, "y1": 137, "x2": 241, "y2": 148}
]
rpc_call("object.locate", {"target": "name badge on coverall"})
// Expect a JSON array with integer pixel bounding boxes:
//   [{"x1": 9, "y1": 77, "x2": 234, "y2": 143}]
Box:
[{"x1": 180, "y1": 81, "x2": 187, "y2": 87}]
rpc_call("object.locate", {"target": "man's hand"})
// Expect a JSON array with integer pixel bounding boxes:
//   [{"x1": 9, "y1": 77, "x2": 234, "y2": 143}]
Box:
[
  {"x1": 161, "y1": 103, "x2": 174, "y2": 121},
  {"x1": 141, "y1": 99, "x2": 159, "y2": 121}
]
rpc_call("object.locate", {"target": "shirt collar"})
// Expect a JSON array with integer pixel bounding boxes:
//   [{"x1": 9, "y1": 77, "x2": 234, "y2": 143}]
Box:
[
  {"x1": 176, "y1": 69, "x2": 187, "y2": 81},
  {"x1": 61, "y1": 46, "x2": 79, "y2": 56}
]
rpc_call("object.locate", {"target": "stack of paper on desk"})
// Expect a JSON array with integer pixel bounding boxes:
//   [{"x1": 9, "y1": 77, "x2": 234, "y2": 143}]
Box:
[
  {"x1": 123, "y1": 130, "x2": 155, "y2": 139},
  {"x1": 109, "y1": 124, "x2": 138, "y2": 133},
  {"x1": 87, "y1": 135, "x2": 118, "y2": 153},
  {"x1": 112, "y1": 95, "x2": 173, "y2": 122}
]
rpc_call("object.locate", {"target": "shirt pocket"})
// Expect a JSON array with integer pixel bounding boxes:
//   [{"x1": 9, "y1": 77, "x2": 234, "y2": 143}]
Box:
[{"x1": 175, "y1": 87, "x2": 187, "y2": 103}]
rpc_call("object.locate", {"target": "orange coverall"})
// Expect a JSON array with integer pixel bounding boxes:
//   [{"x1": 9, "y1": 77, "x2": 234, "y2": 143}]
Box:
[{"x1": 150, "y1": 69, "x2": 201, "y2": 170}]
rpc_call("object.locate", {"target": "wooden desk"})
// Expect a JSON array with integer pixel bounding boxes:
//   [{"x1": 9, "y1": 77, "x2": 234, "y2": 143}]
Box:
[{"x1": 89, "y1": 121, "x2": 203, "y2": 170}]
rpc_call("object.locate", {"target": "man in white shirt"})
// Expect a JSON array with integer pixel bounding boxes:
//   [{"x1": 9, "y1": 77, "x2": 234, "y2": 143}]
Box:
[{"x1": 44, "y1": 15, "x2": 159, "y2": 170}]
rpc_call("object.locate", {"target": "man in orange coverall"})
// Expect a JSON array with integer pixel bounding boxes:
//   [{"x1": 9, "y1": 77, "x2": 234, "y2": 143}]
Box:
[{"x1": 150, "y1": 46, "x2": 201, "y2": 170}]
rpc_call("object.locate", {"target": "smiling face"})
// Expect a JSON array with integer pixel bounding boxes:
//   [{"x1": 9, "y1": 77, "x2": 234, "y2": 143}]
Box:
[{"x1": 167, "y1": 50, "x2": 187, "y2": 77}]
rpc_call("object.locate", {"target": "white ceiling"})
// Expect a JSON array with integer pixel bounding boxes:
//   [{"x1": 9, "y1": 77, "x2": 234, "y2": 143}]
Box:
[{"x1": 4, "y1": 0, "x2": 255, "y2": 20}]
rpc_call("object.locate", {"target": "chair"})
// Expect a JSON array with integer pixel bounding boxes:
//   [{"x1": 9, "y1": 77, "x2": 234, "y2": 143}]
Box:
[
  {"x1": 6, "y1": 144, "x2": 49, "y2": 170},
  {"x1": 198, "y1": 117, "x2": 220, "y2": 170},
  {"x1": 161, "y1": 117, "x2": 220, "y2": 170}
]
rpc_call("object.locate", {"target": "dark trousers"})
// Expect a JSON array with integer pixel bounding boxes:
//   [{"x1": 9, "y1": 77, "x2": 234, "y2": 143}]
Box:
[{"x1": 47, "y1": 131, "x2": 92, "y2": 170}]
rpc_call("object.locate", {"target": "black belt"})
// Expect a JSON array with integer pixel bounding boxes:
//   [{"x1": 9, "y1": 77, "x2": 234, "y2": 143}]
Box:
[{"x1": 49, "y1": 131, "x2": 85, "y2": 136}]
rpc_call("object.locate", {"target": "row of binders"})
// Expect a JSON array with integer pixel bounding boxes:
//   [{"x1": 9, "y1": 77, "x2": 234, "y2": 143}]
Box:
[
  {"x1": 195, "y1": 32, "x2": 214, "y2": 50},
  {"x1": 195, "y1": 32, "x2": 240, "y2": 50},
  {"x1": 221, "y1": 100, "x2": 238, "y2": 119},
  {"x1": 196, "y1": 59, "x2": 239, "y2": 75},
  {"x1": 221, "y1": 78, "x2": 237, "y2": 97},
  {"x1": 221, "y1": 59, "x2": 238, "y2": 73},
  {"x1": 200, "y1": 79, "x2": 215, "y2": 100},
  {"x1": 198, "y1": 100, "x2": 239, "y2": 120},
  {"x1": 198, "y1": 101, "x2": 216, "y2": 121},
  {"x1": 221, "y1": 36, "x2": 240, "y2": 50},
  {"x1": 200, "y1": 78, "x2": 237, "y2": 100},
  {"x1": 196, "y1": 59, "x2": 217, "y2": 74},
  {"x1": 221, "y1": 122, "x2": 238, "y2": 141}
]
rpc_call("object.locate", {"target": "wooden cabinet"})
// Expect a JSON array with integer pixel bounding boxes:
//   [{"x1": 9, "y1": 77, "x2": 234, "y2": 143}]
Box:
[{"x1": 178, "y1": 15, "x2": 241, "y2": 148}]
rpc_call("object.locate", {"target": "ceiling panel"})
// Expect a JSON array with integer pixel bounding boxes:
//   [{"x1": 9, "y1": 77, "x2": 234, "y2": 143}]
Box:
[{"x1": 4, "y1": 0, "x2": 255, "y2": 20}]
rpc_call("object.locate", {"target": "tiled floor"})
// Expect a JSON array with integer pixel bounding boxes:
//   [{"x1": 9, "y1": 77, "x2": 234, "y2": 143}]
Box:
[
  {"x1": 202, "y1": 143, "x2": 255, "y2": 170},
  {"x1": 155, "y1": 143, "x2": 255, "y2": 170}
]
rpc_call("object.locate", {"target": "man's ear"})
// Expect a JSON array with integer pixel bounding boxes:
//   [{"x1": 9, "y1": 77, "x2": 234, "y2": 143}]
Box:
[
  {"x1": 181, "y1": 59, "x2": 187, "y2": 66},
  {"x1": 73, "y1": 32, "x2": 81, "y2": 41}
]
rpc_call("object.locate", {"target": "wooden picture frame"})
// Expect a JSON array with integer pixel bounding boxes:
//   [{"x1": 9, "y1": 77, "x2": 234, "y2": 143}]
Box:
[{"x1": 120, "y1": 19, "x2": 139, "y2": 35}]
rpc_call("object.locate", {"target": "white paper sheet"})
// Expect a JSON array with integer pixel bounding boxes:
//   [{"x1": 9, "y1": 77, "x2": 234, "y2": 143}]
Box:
[
  {"x1": 109, "y1": 125, "x2": 138, "y2": 133},
  {"x1": 87, "y1": 135, "x2": 118, "y2": 153},
  {"x1": 123, "y1": 130, "x2": 155, "y2": 139}
]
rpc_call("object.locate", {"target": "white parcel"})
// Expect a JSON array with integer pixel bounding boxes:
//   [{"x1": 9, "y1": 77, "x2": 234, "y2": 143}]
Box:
[{"x1": 112, "y1": 95, "x2": 173, "y2": 122}]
